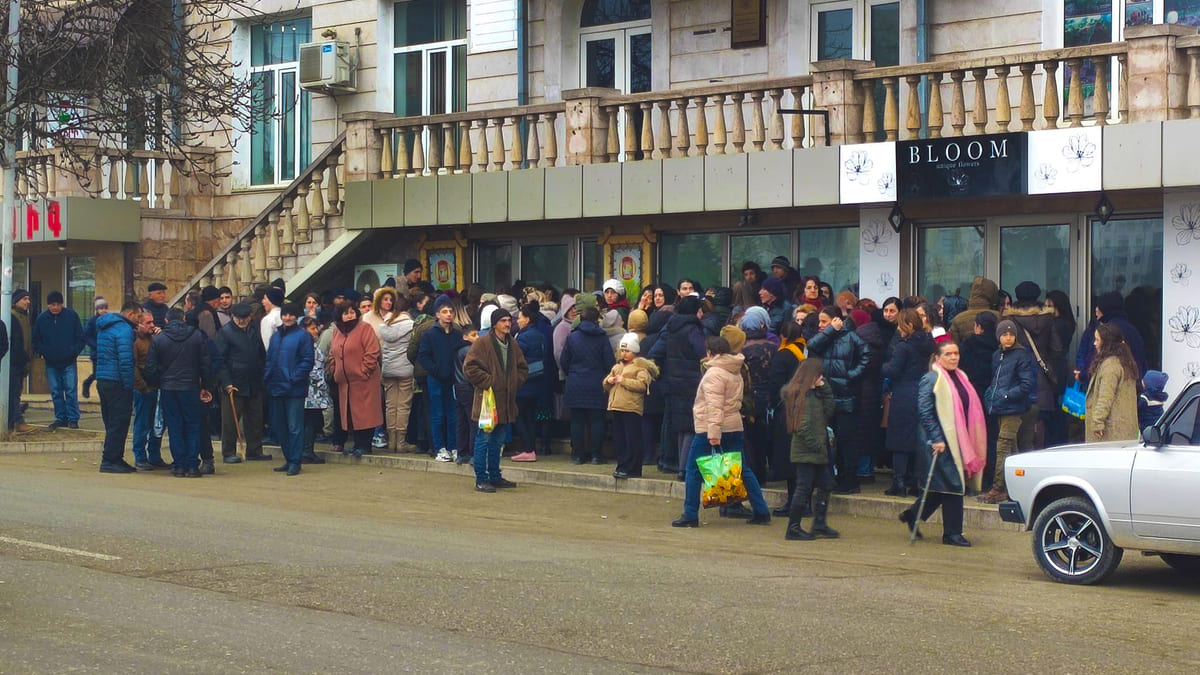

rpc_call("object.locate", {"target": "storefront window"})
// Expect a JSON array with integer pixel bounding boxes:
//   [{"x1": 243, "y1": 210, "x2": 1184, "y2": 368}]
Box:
[
  {"x1": 730, "y1": 233, "x2": 791, "y2": 284},
  {"x1": 797, "y1": 227, "x2": 859, "y2": 296},
  {"x1": 917, "y1": 225, "x2": 983, "y2": 301},
  {"x1": 1092, "y1": 216, "x2": 1163, "y2": 369},
  {"x1": 66, "y1": 256, "x2": 95, "y2": 323},
  {"x1": 521, "y1": 244, "x2": 569, "y2": 290},
  {"x1": 475, "y1": 243, "x2": 513, "y2": 293},
  {"x1": 1000, "y1": 225, "x2": 1071, "y2": 300},
  {"x1": 659, "y1": 233, "x2": 722, "y2": 291},
  {"x1": 581, "y1": 240, "x2": 602, "y2": 292}
]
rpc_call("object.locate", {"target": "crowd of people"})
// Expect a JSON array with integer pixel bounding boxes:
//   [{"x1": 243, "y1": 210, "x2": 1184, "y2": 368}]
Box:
[{"x1": 0, "y1": 255, "x2": 1163, "y2": 545}]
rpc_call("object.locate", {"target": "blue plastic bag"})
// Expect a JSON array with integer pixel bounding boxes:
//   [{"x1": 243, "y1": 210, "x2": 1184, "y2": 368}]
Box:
[{"x1": 1061, "y1": 383, "x2": 1086, "y2": 419}]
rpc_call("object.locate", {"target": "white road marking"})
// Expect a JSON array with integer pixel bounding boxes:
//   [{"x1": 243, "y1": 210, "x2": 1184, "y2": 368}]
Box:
[{"x1": 0, "y1": 536, "x2": 121, "y2": 561}]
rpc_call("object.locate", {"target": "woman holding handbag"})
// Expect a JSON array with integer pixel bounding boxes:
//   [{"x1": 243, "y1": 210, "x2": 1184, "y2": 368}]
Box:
[
  {"x1": 513, "y1": 303, "x2": 551, "y2": 461},
  {"x1": 1085, "y1": 323, "x2": 1140, "y2": 443},
  {"x1": 671, "y1": 336, "x2": 771, "y2": 528}
]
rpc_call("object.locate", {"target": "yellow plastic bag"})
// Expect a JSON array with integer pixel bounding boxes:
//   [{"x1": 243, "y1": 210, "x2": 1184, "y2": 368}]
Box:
[
  {"x1": 478, "y1": 387, "x2": 497, "y2": 432},
  {"x1": 697, "y1": 450, "x2": 748, "y2": 509}
]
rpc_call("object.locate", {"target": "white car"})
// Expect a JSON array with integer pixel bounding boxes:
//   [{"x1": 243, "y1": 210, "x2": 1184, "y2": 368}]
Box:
[{"x1": 1001, "y1": 379, "x2": 1200, "y2": 584}]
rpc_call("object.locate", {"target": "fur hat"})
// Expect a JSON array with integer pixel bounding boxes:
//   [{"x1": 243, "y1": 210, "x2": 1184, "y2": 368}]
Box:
[
  {"x1": 619, "y1": 332, "x2": 640, "y2": 354},
  {"x1": 1015, "y1": 281, "x2": 1041, "y2": 303}
]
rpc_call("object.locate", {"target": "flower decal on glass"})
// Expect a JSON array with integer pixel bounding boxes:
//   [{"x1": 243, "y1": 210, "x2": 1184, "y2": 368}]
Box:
[
  {"x1": 1173, "y1": 203, "x2": 1200, "y2": 246},
  {"x1": 1169, "y1": 306, "x2": 1200, "y2": 348},
  {"x1": 861, "y1": 220, "x2": 892, "y2": 257},
  {"x1": 1186, "y1": 362, "x2": 1200, "y2": 378},
  {"x1": 1062, "y1": 134, "x2": 1097, "y2": 173},
  {"x1": 877, "y1": 272, "x2": 895, "y2": 292},
  {"x1": 877, "y1": 172, "x2": 895, "y2": 195},
  {"x1": 844, "y1": 151, "x2": 874, "y2": 185},
  {"x1": 1035, "y1": 163, "x2": 1057, "y2": 186},
  {"x1": 1170, "y1": 263, "x2": 1193, "y2": 286}
]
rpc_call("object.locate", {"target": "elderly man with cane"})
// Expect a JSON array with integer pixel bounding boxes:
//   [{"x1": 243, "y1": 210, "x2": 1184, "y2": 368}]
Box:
[{"x1": 215, "y1": 303, "x2": 270, "y2": 462}]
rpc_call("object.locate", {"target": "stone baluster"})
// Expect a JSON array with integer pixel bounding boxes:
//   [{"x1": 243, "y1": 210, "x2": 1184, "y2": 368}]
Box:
[
  {"x1": 169, "y1": 159, "x2": 182, "y2": 205},
  {"x1": 526, "y1": 113, "x2": 541, "y2": 166},
  {"x1": 443, "y1": 122, "x2": 458, "y2": 173},
  {"x1": 693, "y1": 95, "x2": 709, "y2": 157},
  {"x1": 1117, "y1": 53, "x2": 1129, "y2": 122},
  {"x1": 108, "y1": 156, "x2": 121, "y2": 198},
  {"x1": 673, "y1": 98, "x2": 690, "y2": 158},
  {"x1": 427, "y1": 123, "x2": 443, "y2": 174},
  {"x1": 905, "y1": 75, "x2": 922, "y2": 139},
  {"x1": 411, "y1": 125, "x2": 427, "y2": 175},
  {"x1": 639, "y1": 103, "x2": 656, "y2": 159},
  {"x1": 508, "y1": 116, "x2": 525, "y2": 170},
  {"x1": 763, "y1": 89, "x2": 782, "y2": 150},
  {"x1": 788, "y1": 87, "x2": 806, "y2": 148},
  {"x1": 266, "y1": 212, "x2": 281, "y2": 269},
  {"x1": 1066, "y1": 58, "x2": 1085, "y2": 127},
  {"x1": 309, "y1": 167, "x2": 326, "y2": 231},
  {"x1": 395, "y1": 129, "x2": 412, "y2": 177},
  {"x1": 1093, "y1": 57, "x2": 1111, "y2": 125},
  {"x1": 380, "y1": 130, "x2": 395, "y2": 177},
  {"x1": 326, "y1": 154, "x2": 342, "y2": 216},
  {"x1": 89, "y1": 150, "x2": 104, "y2": 198},
  {"x1": 489, "y1": 118, "x2": 506, "y2": 171},
  {"x1": 606, "y1": 108, "x2": 620, "y2": 162},
  {"x1": 279, "y1": 199, "x2": 295, "y2": 254},
  {"x1": 1042, "y1": 60, "x2": 1061, "y2": 129},
  {"x1": 44, "y1": 158, "x2": 55, "y2": 199},
  {"x1": 883, "y1": 78, "x2": 899, "y2": 141},
  {"x1": 458, "y1": 122, "x2": 473, "y2": 172},
  {"x1": 153, "y1": 158, "x2": 165, "y2": 208},
  {"x1": 295, "y1": 181, "x2": 311, "y2": 244},
  {"x1": 730, "y1": 92, "x2": 747, "y2": 153},
  {"x1": 748, "y1": 91, "x2": 766, "y2": 152},
  {"x1": 623, "y1": 104, "x2": 639, "y2": 161},
  {"x1": 212, "y1": 262, "x2": 224, "y2": 291},
  {"x1": 711, "y1": 94, "x2": 728, "y2": 155},
  {"x1": 1018, "y1": 63, "x2": 1037, "y2": 131},
  {"x1": 993, "y1": 66, "x2": 1012, "y2": 132},
  {"x1": 949, "y1": 71, "x2": 967, "y2": 136},
  {"x1": 928, "y1": 72, "x2": 944, "y2": 138},
  {"x1": 542, "y1": 112, "x2": 558, "y2": 168},
  {"x1": 224, "y1": 252, "x2": 240, "y2": 298},
  {"x1": 971, "y1": 68, "x2": 989, "y2": 134},
  {"x1": 861, "y1": 79, "x2": 878, "y2": 141},
  {"x1": 251, "y1": 224, "x2": 266, "y2": 274},
  {"x1": 239, "y1": 239, "x2": 253, "y2": 292},
  {"x1": 122, "y1": 157, "x2": 135, "y2": 199},
  {"x1": 474, "y1": 119, "x2": 489, "y2": 173},
  {"x1": 654, "y1": 100, "x2": 671, "y2": 160},
  {"x1": 139, "y1": 158, "x2": 150, "y2": 199}
]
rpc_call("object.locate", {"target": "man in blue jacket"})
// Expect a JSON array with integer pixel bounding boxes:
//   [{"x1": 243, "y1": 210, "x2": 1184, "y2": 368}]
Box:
[
  {"x1": 264, "y1": 303, "x2": 314, "y2": 476},
  {"x1": 95, "y1": 302, "x2": 140, "y2": 474},
  {"x1": 33, "y1": 291, "x2": 85, "y2": 429},
  {"x1": 417, "y1": 295, "x2": 467, "y2": 463}
]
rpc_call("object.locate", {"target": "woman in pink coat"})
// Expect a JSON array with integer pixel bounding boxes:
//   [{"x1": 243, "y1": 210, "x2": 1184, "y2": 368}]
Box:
[{"x1": 329, "y1": 301, "x2": 383, "y2": 457}]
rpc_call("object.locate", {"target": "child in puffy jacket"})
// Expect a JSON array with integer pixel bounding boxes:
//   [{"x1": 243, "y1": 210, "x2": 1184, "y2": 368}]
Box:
[
  {"x1": 603, "y1": 333, "x2": 659, "y2": 479},
  {"x1": 1138, "y1": 370, "x2": 1169, "y2": 431}
]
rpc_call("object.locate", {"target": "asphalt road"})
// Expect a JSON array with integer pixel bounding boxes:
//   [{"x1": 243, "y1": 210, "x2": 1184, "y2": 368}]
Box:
[{"x1": 1, "y1": 453, "x2": 1199, "y2": 674}]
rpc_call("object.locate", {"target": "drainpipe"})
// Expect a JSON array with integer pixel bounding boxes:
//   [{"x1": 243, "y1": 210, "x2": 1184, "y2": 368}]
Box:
[
  {"x1": 917, "y1": 0, "x2": 929, "y2": 137},
  {"x1": 516, "y1": 0, "x2": 528, "y2": 166}
]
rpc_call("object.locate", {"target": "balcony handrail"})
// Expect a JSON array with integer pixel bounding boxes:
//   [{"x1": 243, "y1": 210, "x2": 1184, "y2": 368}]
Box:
[
  {"x1": 374, "y1": 102, "x2": 567, "y2": 130},
  {"x1": 172, "y1": 130, "x2": 348, "y2": 305},
  {"x1": 854, "y1": 42, "x2": 1129, "y2": 81},
  {"x1": 600, "y1": 75, "x2": 816, "y2": 106}
]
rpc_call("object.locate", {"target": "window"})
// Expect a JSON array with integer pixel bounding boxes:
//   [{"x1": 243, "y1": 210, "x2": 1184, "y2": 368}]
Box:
[
  {"x1": 581, "y1": 239, "x2": 603, "y2": 292},
  {"x1": 917, "y1": 225, "x2": 984, "y2": 301},
  {"x1": 659, "y1": 233, "x2": 724, "y2": 291},
  {"x1": 1164, "y1": 394, "x2": 1200, "y2": 444},
  {"x1": 250, "y1": 18, "x2": 312, "y2": 186},
  {"x1": 579, "y1": 0, "x2": 652, "y2": 94},
  {"x1": 474, "y1": 238, "x2": 598, "y2": 293},
  {"x1": 1000, "y1": 224, "x2": 1071, "y2": 300},
  {"x1": 731, "y1": 233, "x2": 792, "y2": 282},
  {"x1": 66, "y1": 256, "x2": 94, "y2": 323},
  {"x1": 475, "y1": 242, "x2": 514, "y2": 293},
  {"x1": 521, "y1": 244, "x2": 570, "y2": 290},
  {"x1": 812, "y1": 1, "x2": 899, "y2": 63},
  {"x1": 394, "y1": 0, "x2": 467, "y2": 118},
  {"x1": 797, "y1": 228, "x2": 860, "y2": 295},
  {"x1": 1091, "y1": 216, "x2": 1162, "y2": 370}
]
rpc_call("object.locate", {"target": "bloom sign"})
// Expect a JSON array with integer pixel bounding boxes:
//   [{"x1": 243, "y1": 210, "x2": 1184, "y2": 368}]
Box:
[{"x1": 895, "y1": 132, "x2": 1027, "y2": 200}]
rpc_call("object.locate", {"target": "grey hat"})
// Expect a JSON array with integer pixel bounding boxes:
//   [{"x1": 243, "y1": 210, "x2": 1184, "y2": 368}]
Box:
[{"x1": 996, "y1": 319, "x2": 1019, "y2": 339}]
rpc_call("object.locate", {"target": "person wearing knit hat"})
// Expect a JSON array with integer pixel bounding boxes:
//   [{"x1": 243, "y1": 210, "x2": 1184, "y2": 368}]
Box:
[
  {"x1": 758, "y1": 276, "x2": 790, "y2": 334},
  {"x1": 260, "y1": 286, "x2": 284, "y2": 351},
  {"x1": 602, "y1": 279, "x2": 631, "y2": 326},
  {"x1": 33, "y1": 290, "x2": 84, "y2": 429},
  {"x1": 463, "y1": 297, "x2": 528, "y2": 491},
  {"x1": 433, "y1": 294, "x2": 454, "y2": 313},
  {"x1": 264, "y1": 300, "x2": 315, "y2": 475},
  {"x1": 849, "y1": 309, "x2": 872, "y2": 331},
  {"x1": 1139, "y1": 370, "x2": 1170, "y2": 430},
  {"x1": 572, "y1": 291, "x2": 598, "y2": 328},
  {"x1": 720, "y1": 325, "x2": 747, "y2": 354},
  {"x1": 770, "y1": 256, "x2": 791, "y2": 272},
  {"x1": 979, "y1": 317, "x2": 1038, "y2": 504},
  {"x1": 7, "y1": 289, "x2": 33, "y2": 431},
  {"x1": 604, "y1": 331, "x2": 659, "y2": 479}
]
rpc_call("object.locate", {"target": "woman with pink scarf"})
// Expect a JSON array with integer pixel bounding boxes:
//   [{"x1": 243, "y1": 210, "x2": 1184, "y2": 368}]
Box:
[{"x1": 898, "y1": 340, "x2": 986, "y2": 547}]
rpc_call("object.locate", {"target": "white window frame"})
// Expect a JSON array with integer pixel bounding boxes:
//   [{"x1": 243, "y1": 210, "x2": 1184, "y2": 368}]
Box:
[
  {"x1": 810, "y1": 0, "x2": 899, "y2": 63},
  {"x1": 248, "y1": 61, "x2": 305, "y2": 186},
  {"x1": 392, "y1": 1, "x2": 468, "y2": 118},
  {"x1": 578, "y1": 20, "x2": 652, "y2": 94}
]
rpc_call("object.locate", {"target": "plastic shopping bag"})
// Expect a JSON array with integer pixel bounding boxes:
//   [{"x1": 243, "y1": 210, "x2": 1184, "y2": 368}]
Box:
[
  {"x1": 696, "y1": 449, "x2": 748, "y2": 509},
  {"x1": 1061, "y1": 382, "x2": 1086, "y2": 419},
  {"x1": 478, "y1": 387, "x2": 497, "y2": 432}
]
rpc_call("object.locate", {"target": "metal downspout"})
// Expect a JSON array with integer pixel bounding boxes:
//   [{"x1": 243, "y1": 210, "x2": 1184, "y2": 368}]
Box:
[
  {"x1": 517, "y1": 0, "x2": 528, "y2": 166},
  {"x1": 917, "y1": 0, "x2": 929, "y2": 137}
]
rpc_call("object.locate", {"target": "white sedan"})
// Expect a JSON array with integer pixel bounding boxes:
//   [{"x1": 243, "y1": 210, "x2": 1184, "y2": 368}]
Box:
[{"x1": 1001, "y1": 379, "x2": 1200, "y2": 584}]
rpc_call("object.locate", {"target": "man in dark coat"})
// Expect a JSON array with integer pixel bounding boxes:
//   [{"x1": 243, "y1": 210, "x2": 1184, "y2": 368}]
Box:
[
  {"x1": 463, "y1": 307, "x2": 528, "y2": 492},
  {"x1": 142, "y1": 282, "x2": 169, "y2": 329},
  {"x1": 647, "y1": 296, "x2": 707, "y2": 477},
  {"x1": 216, "y1": 303, "x2": 270, "y2": 463},
  {"x1": 144, "y1": 308, "x2": 213, "y2": 478},
  {"x1": 95, "y1": 302, "x2": 139, "y2": 473},
  {"x1": 33, "y1": 291, "x2": 85, "y2": 429},
  {"x1": 264, "y1": 303, "x2": 315, "y2": 476},
  {"x1": 8, "y1": 289, "x2": 32, "y2": 432},
  {"x1": 560, "y1": 305, "x2": 616, "y2": 464}
]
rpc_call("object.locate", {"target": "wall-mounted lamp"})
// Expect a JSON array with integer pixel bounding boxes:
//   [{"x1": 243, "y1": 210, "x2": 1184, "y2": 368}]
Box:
[
  {"x1": 56, "y1": 241, "x2": 66, "y2": 252},
  {"x1": 1094, "y1": 192, "x2": 1114, "y2": 225},
  {"x1": 887, "y1": 202, "x2": 906, "y2": 234},
  {"x1": 738, "y1": 209, "x2": 758, "y2": 228}
]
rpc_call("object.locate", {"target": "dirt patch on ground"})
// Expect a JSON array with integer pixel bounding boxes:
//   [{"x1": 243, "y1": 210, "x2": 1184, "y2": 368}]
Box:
[{"x1": 12, "y1": 427, "x2": 104, "y2": 442}]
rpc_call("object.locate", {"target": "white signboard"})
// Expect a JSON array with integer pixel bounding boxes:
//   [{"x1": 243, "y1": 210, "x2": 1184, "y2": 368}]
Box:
[
  {"x1": 839, "y1": 142, "x2": 896, "y2": 205},
  {"x1": 858, "y1": 207, "x2": 900, "y2": 302},
  {"x1": 469, "y1": 0, "x2": 518, "y2": 54},
  {"x1": 1027, "y1": 127, "x2": 1102, "y2": 195},
  {"x1": 1163, "y1": 190, "x2": 1200, "y2": 397}
]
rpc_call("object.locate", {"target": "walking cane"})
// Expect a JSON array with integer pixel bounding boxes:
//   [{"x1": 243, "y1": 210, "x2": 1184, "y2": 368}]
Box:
[
  {"x1": 228, "y1": 387, "x2": 245, "y2": 458},
  {"x1": 909, "y1": 446, "x2": 939, "y2": 546}
]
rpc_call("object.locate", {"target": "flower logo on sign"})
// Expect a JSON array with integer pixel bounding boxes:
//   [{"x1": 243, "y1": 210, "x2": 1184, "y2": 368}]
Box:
[
  {"x1": 1169, "y1": 306, "x2": 1200, "y2": 348},
  {"x1": 1186, "y1": 362, "x2": 1200, "y2": 378},
  {"x1": 1172, "y1": 203, "x2": 1200, "y2": 246},
  {"x1": 877, "y1": 272, "x2": 895, "y2": 292},
  {"x1": 1170, "y1": 263, "x2": 1193, "y2": 286},
  {"x1": 1062, "y1": 134, "x2": 1096, "y2": 173},
  {"x1": 877, "y1": 172, "x2": 895, "y2": 195},
  {"x1": 861, "y1": 220, "x2": 892, "y2": 257},
  {"x1": 1035, "y1": 163, "x2": 1057, "y2": 186},
  {"x1": 844, "y1": 151, "x2": 874, "y2": 185}
]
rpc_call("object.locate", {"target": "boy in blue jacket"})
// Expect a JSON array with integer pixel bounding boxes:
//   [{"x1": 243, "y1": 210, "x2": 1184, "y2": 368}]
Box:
[
  {"x1": 1138, "y1": 370, "x2": 1169, "y2": 431},
  {"x1": 980, "y1": 319, "x2": 1038, "y2": 504}
]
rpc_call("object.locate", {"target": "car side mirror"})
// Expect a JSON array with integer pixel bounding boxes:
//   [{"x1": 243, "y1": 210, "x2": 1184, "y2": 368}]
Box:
[{"x1": 1142, "y1": 426, "x2": 1163, "y2": 446}]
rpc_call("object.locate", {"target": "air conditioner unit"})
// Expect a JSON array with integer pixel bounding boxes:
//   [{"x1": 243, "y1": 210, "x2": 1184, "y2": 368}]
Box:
[{"x1": 299, "y1": 40, "x2": 355, "y2": 93}]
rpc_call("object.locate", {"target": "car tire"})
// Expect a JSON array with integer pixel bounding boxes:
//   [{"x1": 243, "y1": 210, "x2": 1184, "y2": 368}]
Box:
[
  {"x1": 1031, "y1": 496, "x2": 1123, "y2": 585},
  {"x1": 1160, "y1": 553, "x2": 1200, "y2": 573}
]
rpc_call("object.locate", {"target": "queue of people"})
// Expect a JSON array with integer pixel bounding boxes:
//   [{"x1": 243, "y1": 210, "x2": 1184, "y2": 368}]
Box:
[{"x1": 1, "y1": 256, "x2": 1155, "y2": 545}]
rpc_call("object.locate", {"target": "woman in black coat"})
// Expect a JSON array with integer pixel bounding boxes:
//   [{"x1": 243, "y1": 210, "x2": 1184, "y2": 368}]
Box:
[
  {"x1": 881, "y1": 309, "x2": 936, "y2": 496},
  {"x1": 851, "y1": 310, "x2": 887, "y2": 483},
  {"x1": 560, "y1": 306, "x2": 616, "y2": 464},
  {"x1": 805, "y1": 306, "x2": 870, "y2": 494}
]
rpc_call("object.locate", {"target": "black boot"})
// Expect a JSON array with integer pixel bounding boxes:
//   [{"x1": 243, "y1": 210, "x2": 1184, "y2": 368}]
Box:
[
  {"x1": 785, "y1": 517, "x2": 814, "y2": 540},
  {"x1": 810, "y1": 489, "x2": 840, "y2": 538},
  {"x1": 884, "y1": 478, "x2": 907, "y2": 497},
  {"x1": 899, "y1": 509, "x2": 923, "y2": 540}
]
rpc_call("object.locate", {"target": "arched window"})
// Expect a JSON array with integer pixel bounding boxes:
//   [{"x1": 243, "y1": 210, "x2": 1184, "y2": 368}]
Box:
[{"x1": 580, "y1": 0, "x2": 651, "y2": 28}]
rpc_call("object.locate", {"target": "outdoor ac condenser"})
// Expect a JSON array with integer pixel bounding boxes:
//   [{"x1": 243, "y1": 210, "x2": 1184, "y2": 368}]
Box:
[{"x1": 299, "y1": 40, "x2": 356, "y2": 93}]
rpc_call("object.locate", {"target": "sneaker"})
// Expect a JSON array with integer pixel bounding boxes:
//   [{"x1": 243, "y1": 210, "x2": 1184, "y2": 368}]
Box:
[
  {"x1": 435, "y1": 448, "x2": 453, "y2": 462},
  {"x1": 67, "y1": 421, "x2": 79, "y2": 430},
  {"x1": 492, "y1": 477, "x2": 517, "y2": 489},
  {"x1": 372, "y1": 431, "x2": 388, "y2": 449},
  {"x1": 455, "y1": 453, "x2": 473, "y2": 465},
  {"x1": 199, "y1": 460, "x2": 215, "y2": 475},
  {"x1": 47, "y1": 420, "x2": 66, "y2": 430},
  {"x1": 223, "y1": 456, "x2": 244, "y2": 464},
  {"x1": 511, "y1": 451, "x2": 537, "y2": 462},
  {"x1": 475, "y1": 482, "x2": 496, "y2": 493}
]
